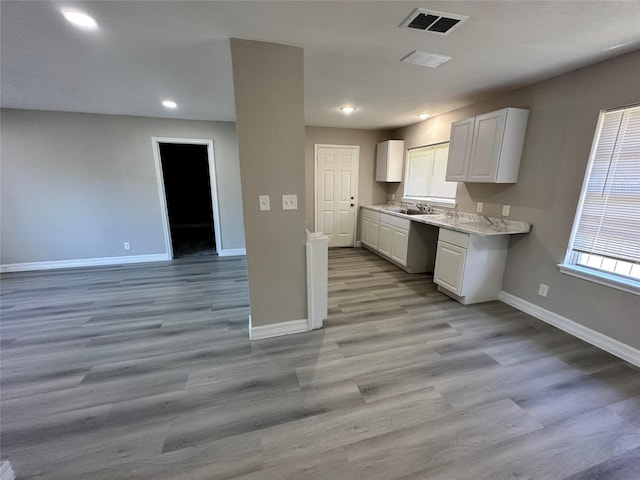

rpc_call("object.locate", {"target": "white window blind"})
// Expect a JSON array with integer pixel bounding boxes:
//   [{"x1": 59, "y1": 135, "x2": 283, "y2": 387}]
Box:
[
  {"x1": 565, "y1": 104, "x2": 640, "y2": 286},
  {"x1": 403, "y1": 143, "x2": 457, "y2": 202}
]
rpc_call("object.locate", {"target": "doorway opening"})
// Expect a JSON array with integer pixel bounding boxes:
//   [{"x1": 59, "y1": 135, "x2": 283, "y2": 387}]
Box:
[{"x1": 152, "y1": 138, "x2": 222, "y2": 259}]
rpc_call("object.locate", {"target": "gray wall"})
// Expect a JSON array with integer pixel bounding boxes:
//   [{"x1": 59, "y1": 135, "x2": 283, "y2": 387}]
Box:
[
  {"x1": 231, "y1": 39, "x2": 307, "y2": 327},
  {"x1": 304, "y1": 127, "x2": 392, "y2": 238},
  {"x1": 0, "y1": 109, "x2": 245, "y2": 264},
  {"x1": 390, "y1": 50, "x2": 640, "y2": 349}
]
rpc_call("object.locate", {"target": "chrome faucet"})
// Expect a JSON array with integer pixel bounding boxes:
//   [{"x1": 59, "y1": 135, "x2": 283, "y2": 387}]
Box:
[{"x1": 403, "y1": 201, "x2": 433, "y2": 214}]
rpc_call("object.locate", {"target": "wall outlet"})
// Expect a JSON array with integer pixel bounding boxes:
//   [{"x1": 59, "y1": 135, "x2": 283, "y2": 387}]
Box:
[
  {"x1": 502, "y1": 205, "x2": 510, "y2": 216},
  {"x1": 282, "y1": 194, "x2": 298, "y2": 210},
  {"x1": 123, "y1": 242, "x2": 131, "y2": 250},
  {"x1": 259, "y1": 195, "x2": 270, "y2": 211},
  {"x1": 476, "y1": 202, "x2": 483, "y2": 213},
  {"x1": 391, "y1": 194, "x2": 395, "y2": 200},
  {"x1": 538, "y1": 283, "x2": 549, "y2": 297}
]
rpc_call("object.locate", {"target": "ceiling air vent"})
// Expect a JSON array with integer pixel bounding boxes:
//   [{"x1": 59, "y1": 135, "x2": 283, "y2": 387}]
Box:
[
  {"x1": 401, "y1": 8, "x2": 468, "y2": 35},
  {"x1": 400, "y1": 50, "x2": 451, "y2": 68}
]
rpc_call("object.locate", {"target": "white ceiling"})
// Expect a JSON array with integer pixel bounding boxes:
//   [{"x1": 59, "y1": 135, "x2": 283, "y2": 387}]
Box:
[{"x1": 2, "y1": 1, "x2": 639, "y2": 130}]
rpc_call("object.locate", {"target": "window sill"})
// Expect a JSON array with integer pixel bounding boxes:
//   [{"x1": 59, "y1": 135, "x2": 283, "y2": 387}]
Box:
[{"x1": 558, "y1": 264, "x2": 640, "y2": 296}]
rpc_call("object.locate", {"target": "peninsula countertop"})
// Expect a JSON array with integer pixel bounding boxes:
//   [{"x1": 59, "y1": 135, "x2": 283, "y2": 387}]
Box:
[{"x1": 362, "y1": 205, "x2": 532, "y2": 237}]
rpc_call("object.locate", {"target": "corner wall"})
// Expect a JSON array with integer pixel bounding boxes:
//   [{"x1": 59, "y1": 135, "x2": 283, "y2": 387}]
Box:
[
  {"x1": 0, "y1": 109, "x2": 245, "y2": 265},
  {"x1": 390, "y1": 50, "x2": 640, "y2": 350}
]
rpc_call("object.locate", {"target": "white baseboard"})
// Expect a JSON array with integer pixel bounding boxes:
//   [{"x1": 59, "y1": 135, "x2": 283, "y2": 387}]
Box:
[
  {"x1": 250, "y1": 319, "x2": 309, "y2": 341},
  {"x1": 0, "y1": 461, "x2": 16, "y2": 480},
  {"x1": 218, "y1": 248, "x2": 246, "y2": 257},
  {"x1": 0, "y1": 254, "x2": 170, "y2": 273},
  {"x1": 498, "y1": 291, "x2": 640, "y2": 368}
]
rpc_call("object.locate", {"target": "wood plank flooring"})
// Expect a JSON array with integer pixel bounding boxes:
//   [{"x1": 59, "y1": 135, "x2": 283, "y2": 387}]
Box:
[{"x1": 1, "y1": 248, "x2": 639, "y2": 479}]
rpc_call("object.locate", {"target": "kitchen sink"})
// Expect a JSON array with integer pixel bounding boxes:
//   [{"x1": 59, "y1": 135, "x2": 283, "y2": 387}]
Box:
[{"x1": 383, "y1": 207, "x2": 438, "y2": 216}]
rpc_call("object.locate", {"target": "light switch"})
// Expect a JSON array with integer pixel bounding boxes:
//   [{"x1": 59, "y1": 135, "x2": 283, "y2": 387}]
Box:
[
  {"x1": 259, "y1": 195, "x2": 270, "y2": 211},
  {"x1": 282, "y1": 194, "x2": 298, "y2": 210},
  {"x1": 476, "y1": 202, "x2": 483, "y2": 213}
]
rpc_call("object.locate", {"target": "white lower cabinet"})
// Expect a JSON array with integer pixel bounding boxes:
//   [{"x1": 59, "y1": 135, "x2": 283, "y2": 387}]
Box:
[
  {"x1": 391, "y1": 227, "x2": 409, "y2": 265},
  {"x1": 360, "y1": 208, "x2": 437, "y2": 273},
  {"x1": 434, "y1": 228, "x2": 509, "y2": 304},
  {"x1": 378, "y1": 222, "x2": 393, "y2": 257},
  {"x1": 361, "y1": 209, "x2": 380, "y2": 250},
  {"x1": 368, "y1": 219, "x2": 379, "y2": 250},
  {"x1": 433, "y1": 241, "x2": 466, "y2": 294}
]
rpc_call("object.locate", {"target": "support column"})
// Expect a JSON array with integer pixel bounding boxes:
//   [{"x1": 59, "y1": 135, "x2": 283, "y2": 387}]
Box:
[{"x1": 230, "y1": 39, "x2": 307, "y2": 333}]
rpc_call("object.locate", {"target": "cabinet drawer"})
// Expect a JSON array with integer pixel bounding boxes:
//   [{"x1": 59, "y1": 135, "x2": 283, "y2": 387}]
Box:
[
  {"x1": 380, "y1": 212, "x2": 410, "y2": 230},
  {"x1": 439, "y1": 228, "x2": 469, "y2": 248},
  {"x1": 362, "y1": 208, "x2": 381, "y2": 221}
]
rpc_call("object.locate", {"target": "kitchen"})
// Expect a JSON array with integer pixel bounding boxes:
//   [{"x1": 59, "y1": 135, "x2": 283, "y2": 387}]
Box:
[
  {"x1": 361, "y1": 106, "x2": 532, "y2": 305},
  {"x1": 307, "y1": 52, "x2": 640, "y2": 364}
]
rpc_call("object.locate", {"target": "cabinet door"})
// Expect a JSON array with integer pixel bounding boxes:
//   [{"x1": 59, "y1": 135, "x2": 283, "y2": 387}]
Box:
[
  {"x1": 369, "y1": 220, "x2": 380, "y2": 250},
  {"x1": 446, "y1": 117, "x2": 475, "y2": 181},
  {"x1": 378, "y1": 223, "x2": 393, "y2": 257},
  {"x1": 391, "y1": 227, "x2": 409, "y2": 266},
  {"x1": 361, "y1": 217, "x2": 371, "y2": 246},
  {"x1": 434, "y1": 241, "x2": 467, "y2": 295},
  {"x1": 375, "y1": 142, "x2": 390, "y2": 182},
  {"x1": 468, "y1": 109, "x2": 507, "y2": 182}
]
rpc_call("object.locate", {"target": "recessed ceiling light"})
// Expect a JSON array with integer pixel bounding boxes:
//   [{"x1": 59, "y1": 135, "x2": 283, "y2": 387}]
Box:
[
  {"x1": 340, "y1": 105, "x2": 356, "y2": 114},
  {"x1": 418, "y1": 113, "x2": 431, "y2": 120},
  {"x1": 162, "y1": 100, "x2": 177, "y2": 109},
  {"x1": 61, "y1": 8, "x2": 98, "y2": 30}
]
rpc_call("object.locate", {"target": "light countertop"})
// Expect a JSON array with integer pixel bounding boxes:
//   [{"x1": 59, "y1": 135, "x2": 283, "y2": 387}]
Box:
[{"x1": 362, "y1": 205, "x2": 532, "y2": 237}]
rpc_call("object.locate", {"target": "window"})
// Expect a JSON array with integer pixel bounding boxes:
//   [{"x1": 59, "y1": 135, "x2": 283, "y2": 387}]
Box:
[
  {"x1": 403, "y1": 143, "x2": 457, "y2": 204},
  {"x1": 560, "y1": 104, "x2": 640, "y2": 295}
]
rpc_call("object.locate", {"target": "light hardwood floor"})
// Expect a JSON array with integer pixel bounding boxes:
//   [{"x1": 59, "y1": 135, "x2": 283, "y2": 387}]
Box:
[{"x1": 1, "y1": 248, "x2": 639, "y2": 479}]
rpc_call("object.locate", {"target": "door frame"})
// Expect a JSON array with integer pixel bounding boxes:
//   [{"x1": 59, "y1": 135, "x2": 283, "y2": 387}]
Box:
[
  {"x1": 151, "y1": 137, "x2": 222, "y2": 259},
  {"x1": 314, "y1": 144, "x2": 360, "y2": 247}
]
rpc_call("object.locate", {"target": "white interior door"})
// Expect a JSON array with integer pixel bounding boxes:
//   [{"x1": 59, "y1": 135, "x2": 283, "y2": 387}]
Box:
[{"x1": 315, "y1": 145, "x2": 359, "y2": 247}]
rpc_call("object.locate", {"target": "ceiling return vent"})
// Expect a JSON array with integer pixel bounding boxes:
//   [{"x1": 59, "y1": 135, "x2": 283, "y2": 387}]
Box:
[
  {"x1": 400, "y1": 50, "x2": 451, "y2": 68},
  {"x1": 401, "y1": 8, "x2": 468, "y2": 35}
]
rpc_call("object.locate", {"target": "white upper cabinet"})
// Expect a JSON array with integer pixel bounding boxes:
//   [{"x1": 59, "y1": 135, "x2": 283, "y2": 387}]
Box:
[
  {"x1": 445, "y1": 117, "x2": 475, "y2": 182},
  {"x1": 376, "y1": 140, "x2": 405, "y2": 182},
  {"x1": 445, "y1": 108, "x2": 529, "y2": 183}
]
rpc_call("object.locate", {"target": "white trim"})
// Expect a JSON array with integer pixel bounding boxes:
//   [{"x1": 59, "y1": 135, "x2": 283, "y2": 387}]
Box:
[
  {"x1": 151, "y1": 137, "x2": 224, "y2": 258},
  {"x1": 250, "y1": 319, "x2": 309, "y2": 341},
  {"x1": 498, "y1": 290, "x2": 640, "y2": 368},
  {"x1": 1, "y1": 254, "x2": 170, "y2": 273},
  {"x1": 314, "y1": 144, "x2": 360, "y2": 247},
  {"x1": 558, "y1": 263, "x2": 640, "y2": 296},
  {"x1": 218, "y1": 248, "x2": 247, "y2": 257}
]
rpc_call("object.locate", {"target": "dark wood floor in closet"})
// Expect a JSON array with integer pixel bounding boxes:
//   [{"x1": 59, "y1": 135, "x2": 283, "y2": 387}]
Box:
[{"x1": 1, "y1": 248, "x2": 639, "y2": 479}]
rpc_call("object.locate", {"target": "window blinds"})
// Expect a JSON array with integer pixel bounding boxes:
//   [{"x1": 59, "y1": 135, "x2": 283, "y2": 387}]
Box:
[
  {"x1": 404, "y1": 143, "x2": 457, "y2": 200},
  {"x1": 572, "y1": 104, "x2": 640, "y2": 264}
]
